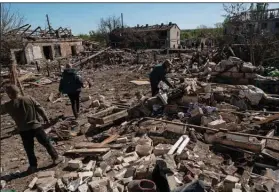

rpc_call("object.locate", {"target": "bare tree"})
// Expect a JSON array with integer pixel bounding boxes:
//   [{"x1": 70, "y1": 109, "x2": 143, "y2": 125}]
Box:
[
  {"x1": 1, "y1": 3, "x2": 25, "y2": 34},
  {"x1": 98, "y1": 15, "x2": 122, "y2": 44},
  {"x1": 223, "y1": 3, "x2": 249, "y2": 19}
]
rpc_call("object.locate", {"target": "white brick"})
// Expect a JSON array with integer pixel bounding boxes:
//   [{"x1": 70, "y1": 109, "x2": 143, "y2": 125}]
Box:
[
  {"x1": 78, "y1": 171, "x2": 93, "y2": 180},
  {"x1": 84, "y1": 160, "x2": 96, "y2": 171},
  {"x1": 68, "y1": 159, "x2": 83, "y2": 170},
  {"x1": 94, "y1": 168, "x2": 103, "y2": 177},
  {"x1": 208, "y1": 119, "x2": 226, "y2": 129}
]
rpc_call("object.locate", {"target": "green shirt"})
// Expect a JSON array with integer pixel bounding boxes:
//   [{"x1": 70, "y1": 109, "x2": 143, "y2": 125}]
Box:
[{"x1": 0, "y1": 96, "x2": 48, "y2": 132}]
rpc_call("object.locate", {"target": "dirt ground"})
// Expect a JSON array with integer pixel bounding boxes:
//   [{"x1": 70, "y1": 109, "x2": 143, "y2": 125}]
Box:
[{"x1": 0, "y1": 65, "x2": 150, "y2": 191}]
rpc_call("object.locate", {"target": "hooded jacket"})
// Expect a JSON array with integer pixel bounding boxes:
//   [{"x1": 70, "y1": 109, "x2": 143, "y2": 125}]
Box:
[{"x1": 59, "y1": 68, "x2": 83, "y2": 94}]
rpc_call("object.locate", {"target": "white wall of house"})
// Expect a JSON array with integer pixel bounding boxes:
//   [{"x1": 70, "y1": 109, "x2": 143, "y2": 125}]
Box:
[{"x1": 168, "y1": 25, "x2": 181, "y2": 49}]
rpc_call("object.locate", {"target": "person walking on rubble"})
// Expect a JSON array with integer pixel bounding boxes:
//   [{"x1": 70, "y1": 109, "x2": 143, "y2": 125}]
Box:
[
  {"x1": 149, "y1": 59, "x2": 173, "y2": 96},
  {"x1": 59, "y1": 63, "x2": 84, "y2": 119},
  {"x1": 0, "y1": 85, "x2": 63, "y2": 173}
]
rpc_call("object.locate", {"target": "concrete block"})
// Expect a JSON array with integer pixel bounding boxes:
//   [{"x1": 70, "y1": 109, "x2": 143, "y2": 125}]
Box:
[
  {"x1": 37, "y1": 178, "x2": 57, "y2": 192},
  {"x1": 116, "y1": 137, "x2": 128, "y2": 143},
  {"x1": 78, "y1": 171, "x2": 93, "y2": 180},
  {"x1": 123, "y1": 152, "x2": 138, "y2": 163},
  {"x1": 116, "y1": 156, "x2": 123, "y2": 164},
  {"x1": 114, "y1": 169, "x2": 127, "y2": 180},
  {"x1": 94, "y1": 167, "x2": 103, "y2": 177},
  {"x1": 121, "y1": 162, "x2": 130, "y2": 168},
  {"x1": 154, "y1": 144, "x2": 172, "y2": 156},
  {"x1": 208, "y1": 119, "x2": 226, "y2": 129},
  {"x1": 190, "y1": 107, "x2": 204, "y2": 117},
  {"x1": 28, "y1": 177, "x2": 38, "y2": 189},
  {"x1": 62, "y1": 172, "x2": 78, "y2": 179},
  {"x1": 102, "y1": 151, "x2": 112, "y2": 161},
  {"x1": 224, "y1": 175, "x2": 240, "y2": 191},
  {"x1": 166, "y1": 123, "x2": 185, "y2": 134},
  {"x1": 37, "y1": 171, "x2": 55, "y2": 178},
  {"x1": 68, "y1": 159, "x2": 83, "y2": 170},
  {"x1": 84, "y1": 160, "x2": 96, "y2": 171},
  {"x1": 78, "y1": 183, "x2": 89, "y2": 192}
]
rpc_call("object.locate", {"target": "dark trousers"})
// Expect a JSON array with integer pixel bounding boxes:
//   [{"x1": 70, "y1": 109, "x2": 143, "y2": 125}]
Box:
[
  {"x1": 68, "y1": 91, "x2": 80, "y2": 118},
  {"x1": 20, "y1": 128, "x2": 58, "y2": 167},
  {"x1": 150, "y1": 81, "x2": 159, "y2": 97}
]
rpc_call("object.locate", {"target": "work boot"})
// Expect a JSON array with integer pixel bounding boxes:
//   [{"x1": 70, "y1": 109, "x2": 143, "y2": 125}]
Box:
[
  {"x1": 26, "y1": 166, "x2": 37, "y2": 174},
  {"x1": 127, "y1": 179, "x2": 156, "y2": 192},
  {"x1": 52, "y1": 155, "x2": 64, "y2": 165}
]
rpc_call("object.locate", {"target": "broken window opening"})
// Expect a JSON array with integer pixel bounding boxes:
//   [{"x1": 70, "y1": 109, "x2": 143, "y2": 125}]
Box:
[
  {"x1": 54, "y1": 45, "x2": 62, "y2": 57},
  {"x1": 71, "y1": 46, "x2": 77, "y2": 56},
  {"x1": 275, "y1": 22, "x2": 279, "y2": 28},
  {"x1": 43, "y1": 46, "x2": 53, "y2": 60}
]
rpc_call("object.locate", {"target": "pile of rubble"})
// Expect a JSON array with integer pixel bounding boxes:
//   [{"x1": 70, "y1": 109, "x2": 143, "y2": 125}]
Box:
[{"x1": 16, "y1": 73, "x2": 279, "y2": 192}]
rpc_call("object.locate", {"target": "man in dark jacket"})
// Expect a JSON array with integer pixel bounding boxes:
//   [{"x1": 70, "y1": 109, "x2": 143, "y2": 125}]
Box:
[
  {"x1": 59, "y1": 64, "x2": 83, "y2": 119},
  {"x1": 0, "y1": 85, "x2": 63, "y2": 173},
  {"x1": 149, "y1": 59, "x2": 173, "y2": 96}
]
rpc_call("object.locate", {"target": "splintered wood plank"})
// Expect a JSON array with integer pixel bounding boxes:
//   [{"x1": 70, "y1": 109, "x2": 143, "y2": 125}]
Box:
[
  {"x1": 100, "y1": 134, "x2": 119, "y2": 146},
  {"x1": 101, "y1": 110, "x2": 128, "y2": 124},
  {"x1": 74, "y1": 142, "x2": 109, "y2": 149},
  {"x1": 255, "y1": 114, "x2": 279, "y2": 125},
  {"x1": 65, "y1": 148, "x2": 110, "y2": 155}
]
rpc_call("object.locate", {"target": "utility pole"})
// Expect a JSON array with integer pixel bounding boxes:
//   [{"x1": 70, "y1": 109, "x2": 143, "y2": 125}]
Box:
[{"x1": 121, "y1": 13, "x2": 123, "y2": 29}]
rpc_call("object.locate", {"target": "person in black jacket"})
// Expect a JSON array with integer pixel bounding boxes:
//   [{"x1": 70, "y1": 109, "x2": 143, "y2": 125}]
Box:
[{"x1": 59, "y1": 64, "x2": 84, "y2": 119}]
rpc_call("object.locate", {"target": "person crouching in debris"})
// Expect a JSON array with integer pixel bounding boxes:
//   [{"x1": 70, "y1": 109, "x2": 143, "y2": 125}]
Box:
[
  {"x1": 149, "y1": 59, "x2": 173, "y2": 96},
  {"x1": 59, "y1": 63, "x2": 84, "y2": 119},
  {"x1": 0, "y1": 85, "x2": 63, "y2": 173}
]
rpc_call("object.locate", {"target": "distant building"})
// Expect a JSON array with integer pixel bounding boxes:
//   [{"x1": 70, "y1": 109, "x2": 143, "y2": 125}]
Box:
[
  {"x1": 5, "y1": 24, "x2": 83, "y2": 65},
  {"x1": 224, "y1": 8, "x2": 279, "y2": 36},
  {"x1": 110, "y1": 22, "x2": 181, "y2": 49}
]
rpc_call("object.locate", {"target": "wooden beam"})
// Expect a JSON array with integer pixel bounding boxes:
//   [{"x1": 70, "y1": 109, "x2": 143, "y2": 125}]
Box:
[
  {"x1": 144, "y1": 117, "x2": 279, "y2": 141},
  {"x1": 73, "y1": 47, "x2": 111, "y2": 67}
]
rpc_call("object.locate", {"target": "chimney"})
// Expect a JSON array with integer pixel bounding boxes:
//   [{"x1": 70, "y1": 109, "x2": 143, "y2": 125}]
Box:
[
  {"x1": 169, "y1": 22, "x2": 172, "y2": 26},
  {"x1": 161, "y1": 23, "x2": 164, "y2": 26},
  {"x1": 146, "y1": 24, "x2": 148, "y2": 27},
  {"x1": 137, "y1": 24, "x2": 139, "y2": 28}
]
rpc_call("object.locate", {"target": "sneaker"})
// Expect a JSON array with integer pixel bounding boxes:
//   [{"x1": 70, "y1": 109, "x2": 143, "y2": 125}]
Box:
[
  {"x1": 26, "y1": 166, "x2": 37, "y2": 174},
  {"x1": 52, "y1": 156, "x2": 64, "y2": 165}
]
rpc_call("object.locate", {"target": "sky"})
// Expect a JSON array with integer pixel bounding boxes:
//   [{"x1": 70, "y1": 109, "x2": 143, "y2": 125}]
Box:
[{"x1": 9, "y1": 3, "x2": 279, "y2": 35}]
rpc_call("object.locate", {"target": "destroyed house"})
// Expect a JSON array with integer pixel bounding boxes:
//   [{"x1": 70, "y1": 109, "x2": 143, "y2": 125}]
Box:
[
  {"x1": 109, "y1": 22, "x2": 181, "y2": 49},
  {"x1": 5, "y1": 24, "x2": 83, "y2": 65},
  {"x1": 224, "y1": 8, "x2": 279, "y2": 36}
]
